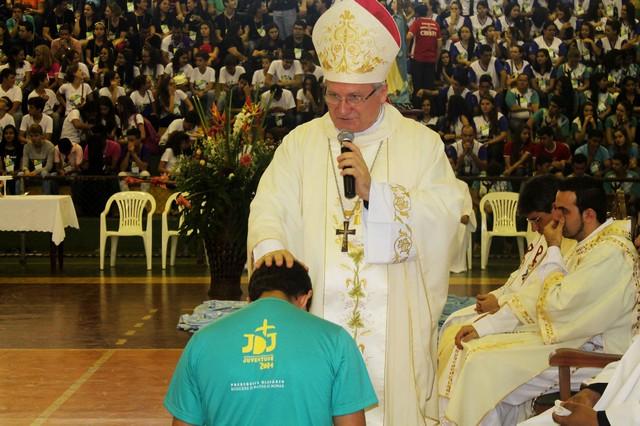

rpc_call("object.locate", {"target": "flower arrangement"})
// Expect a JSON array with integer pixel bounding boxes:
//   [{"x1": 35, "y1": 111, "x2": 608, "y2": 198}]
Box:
[{"x1": 174, "y1": 96, "x2": 275, "y2": 299}]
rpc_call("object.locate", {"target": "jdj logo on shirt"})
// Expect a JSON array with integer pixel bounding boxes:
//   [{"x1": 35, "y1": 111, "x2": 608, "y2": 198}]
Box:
[{"x1": 242, "y1": 319, "x2": 277, "y2": 370}]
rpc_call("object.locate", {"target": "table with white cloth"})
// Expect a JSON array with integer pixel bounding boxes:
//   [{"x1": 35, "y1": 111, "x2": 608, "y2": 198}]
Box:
[{"x1": 0, "y1": 195, "x2": 80, "y2": 269}]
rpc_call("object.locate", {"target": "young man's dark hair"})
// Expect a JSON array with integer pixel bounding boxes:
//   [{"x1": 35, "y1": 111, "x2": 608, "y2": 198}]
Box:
[
  {"x1": 183, "y1": 111, "x2": 198, "y2": 125},
  {"x1": 27, "y1": 96, "x2": 45, "y2": 111},
  {"x1": 282, "y1": 49, "x2": 295, "y2": 61},
  {"x1": 0, "y1": 68, "x2": 15, "y2": 82},
  {"x1": 17, "y1": 20, "x2": 33, "y2": 34},
  {"x1": 415, "y1": 3, "x2": 428, "y2": 16},
  {"x1": 249, "y1": 261, "x2": 312, "y2": 302},
  {"x1": 57, "y1": 138, "x2": 72, "y2": 156},
  {"x1": 557, "y1": 176, "x2": 607, "y2": 224},
  {"x1": 587, "y1": 127, "x2": 604, "y2": 140},
  {"x1": 612, "y1": 152, "x2": 630, "y2": 167},
  {"x1": 518, "y1": 175, "x2": 559, "y2": 216},
  {"x1": 478, "y1": 44, "x2": 493, "y2": 56},
  {"x1": 537, "y1": 126, "x2": 554, "y2": 138},
  {"x1": 573, "y1": 153, "x2": 588, "y2": 166}
]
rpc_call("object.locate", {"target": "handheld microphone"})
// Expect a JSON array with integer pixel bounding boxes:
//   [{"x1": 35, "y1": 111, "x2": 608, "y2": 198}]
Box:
[{"x1": 337, "y1": 130, "x2": 356, "y2": 199}]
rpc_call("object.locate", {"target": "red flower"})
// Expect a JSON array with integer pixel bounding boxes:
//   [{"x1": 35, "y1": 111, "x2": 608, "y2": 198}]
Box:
[
  {"x1": 239, "y1": 154, "x2": 252, "y2": 167},
  {"x1": 176, "y1": 194, "x2": 192, "y2": 209}
]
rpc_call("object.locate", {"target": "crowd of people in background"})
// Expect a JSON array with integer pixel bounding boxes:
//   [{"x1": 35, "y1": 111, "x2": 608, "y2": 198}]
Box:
[{"x1": 0, "y1": 0, "x2": 638, "y2": 213}]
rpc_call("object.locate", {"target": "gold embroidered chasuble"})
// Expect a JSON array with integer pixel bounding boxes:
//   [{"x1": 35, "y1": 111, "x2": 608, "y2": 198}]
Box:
[
  {"x1": 248, "y1": 104, "x2": 463, "y2": 425},
  {"x1": 440, "y1": 220, "x2": 640, "y2": 426}
]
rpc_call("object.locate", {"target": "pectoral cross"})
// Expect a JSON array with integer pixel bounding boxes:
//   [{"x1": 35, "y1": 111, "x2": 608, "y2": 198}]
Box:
[{"x1": 336, "y1": 220, "x2": 355, "y2": 252}]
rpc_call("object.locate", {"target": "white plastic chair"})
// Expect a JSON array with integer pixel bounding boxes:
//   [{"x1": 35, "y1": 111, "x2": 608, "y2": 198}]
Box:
[
  {"x1": 161, "y1": 192, "x2": 188, "y2": 270},
  {"x1": 480, "y1": 192, "x2": 527, "y2": 270},
  {"x1": 100, "y1": 191, "x2": 156, "y2": 270}
]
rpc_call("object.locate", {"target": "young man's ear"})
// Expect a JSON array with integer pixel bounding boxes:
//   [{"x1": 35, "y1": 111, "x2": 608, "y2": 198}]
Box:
[{"x1": 294, "y1": 290, "x2": 313, "y2": 310}]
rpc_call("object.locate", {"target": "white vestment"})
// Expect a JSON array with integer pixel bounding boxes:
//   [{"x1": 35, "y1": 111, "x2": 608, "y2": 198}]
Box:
[
  {"x1": 248, "y1": 104, "x2": 464, "y2": 425},
  {"x1": 438, "y1": 235, "x2": 576, "y2": 379},
  {"x1": 442, "y1": 233, "x2": 551, "y2": 335},
  {"x1": 450, "y1": 179, "x2": 476, "y2": 273},
  {"x1": 521, "y1": 335, "x2": 640, "y2": 425},
  {"x1": 440, "y1": 220, "x2": 639, "y2": 425}
]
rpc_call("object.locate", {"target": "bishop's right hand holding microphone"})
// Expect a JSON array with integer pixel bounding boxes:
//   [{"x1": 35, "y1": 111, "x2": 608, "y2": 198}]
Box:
[{"x1": 336, "y1": 130, "x2": 374, "y2": 202}]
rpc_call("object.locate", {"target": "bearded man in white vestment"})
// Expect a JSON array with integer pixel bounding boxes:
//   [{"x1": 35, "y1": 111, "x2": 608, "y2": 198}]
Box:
[
  {"x1": 520, "y1": 335, "x2": 640, "y2": 426},
  {"x1": 247, "y1": 0, "x2": 464, "y2": 424},
  {"x1": 440, "y1": 176, "x2": 639, "y2": 425},
  {"x1": 439, "y1": 175, "x2": 577, "y2": 376}
]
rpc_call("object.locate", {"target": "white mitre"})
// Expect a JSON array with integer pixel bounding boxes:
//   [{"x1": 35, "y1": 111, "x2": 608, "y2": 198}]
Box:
[{"x1": 312, "y1": 0, "x2": 401, "y2": 84}]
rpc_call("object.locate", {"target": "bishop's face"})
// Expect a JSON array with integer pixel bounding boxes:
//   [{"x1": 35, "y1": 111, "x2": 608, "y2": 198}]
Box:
[{"x1": 325, "y1": 81, "x2": 387, "y2": 133}]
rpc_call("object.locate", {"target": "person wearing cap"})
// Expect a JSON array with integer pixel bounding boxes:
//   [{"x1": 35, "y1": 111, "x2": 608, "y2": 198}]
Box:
[
  {"x1": 249, "y1": 0, "x2": 464, "y2": 423},
  {"x1": 164, "y1": 261, "x2": 377, "y2": 426}
]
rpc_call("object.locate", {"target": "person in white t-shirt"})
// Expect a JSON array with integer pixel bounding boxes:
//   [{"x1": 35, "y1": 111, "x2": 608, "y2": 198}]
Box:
[
  {"x1": 98, "y1": 71, "x2": 127, "y2": 107},
  {"x1": 130, "y1": 75, "x2": 156, "y2": 118},
  {"x1": 0, "y1": 47, "x2": 32, "y2": 89},
  {"x1": 159, "y1": 112, "x2": 198, "y2": 146},
  {"x1": 159, "y1": 130, "x2": 191, "y2": 176},
  {"x1": 251, "y1": 56, "x2": 271, "y2": 93},
  {"x1": 0, "y1": 68, "x2": 23, "y2": 128},
  {"x1": 0, "y1": 97, "x2": 16, "y2": 138},
  {"x1": 301, "y1": 52, "x2": 324, "y2": 83},
  {"x1": 265, "y1": 50, "x2": 303, "y2": 91},
  {"x1": 164, "y1": 48, "x2": 194, "y2": 92},
  {"x1": 60, "y1": 105, "x2": 93, "y2": 145},
  {"x1": 217, "y1": 55, "x2": 247, "y2": 110},
  {"x1": 295, "y1": 75, "x2": 322, "y2": 125},
  {"x1": 157, "y1": 75, "x2": 194, "y2": 127},
  {"x1": 190, "y1": 52, "x2": 216, "y2": 112},
  {"x1": 54, "y1": 137, "x2": 83, "y2": 176},
  {"x1": 57, "y1": 64, "x2": 92, "y2": 116},
  {"x1": 20, "y1": 97, "x2": 53, "y2": 143},
  {"x1": 260, "y1": 85, "x2": 296, "y2": 129},
  {"x1": 28, "y1": 72, "x2": 60, "y2": 124}
]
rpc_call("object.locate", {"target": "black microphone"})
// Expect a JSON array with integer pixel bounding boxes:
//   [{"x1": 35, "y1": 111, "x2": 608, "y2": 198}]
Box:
[{"x1": 338, "y1": 130, "x2": 356, "y2": 199}]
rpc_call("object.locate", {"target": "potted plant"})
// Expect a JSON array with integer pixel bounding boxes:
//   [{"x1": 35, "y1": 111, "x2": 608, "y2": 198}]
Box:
[{"x1": 175, "y1": 97, "x2": 274, "y2": 300}]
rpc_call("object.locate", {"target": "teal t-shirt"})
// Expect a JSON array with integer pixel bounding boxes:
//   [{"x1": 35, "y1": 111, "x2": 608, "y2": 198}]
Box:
[{"x1": 164, "y1": 298, "x2": 378, "y2": 425}]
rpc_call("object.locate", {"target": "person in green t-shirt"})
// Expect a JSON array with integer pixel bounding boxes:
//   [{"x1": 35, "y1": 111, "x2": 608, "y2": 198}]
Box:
[{"x1": 165, "y1": 261, "x2": 378, "y2": 426}]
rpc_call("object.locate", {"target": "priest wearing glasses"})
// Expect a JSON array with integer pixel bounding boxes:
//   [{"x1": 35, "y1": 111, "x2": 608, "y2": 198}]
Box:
[{"x1": 248, "y1": 0, "x2": 463, "y2": 424}]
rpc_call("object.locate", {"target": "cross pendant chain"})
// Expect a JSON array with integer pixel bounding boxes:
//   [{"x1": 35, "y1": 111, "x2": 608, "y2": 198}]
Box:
[{"x1": 336, "y1": 220, "x2": 356, "y2": 252}]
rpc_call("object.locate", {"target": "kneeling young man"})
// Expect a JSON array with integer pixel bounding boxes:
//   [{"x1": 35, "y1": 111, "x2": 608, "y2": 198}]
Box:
[{"x1": 165, "y1": 261, "x2": 378, "y2": 425}]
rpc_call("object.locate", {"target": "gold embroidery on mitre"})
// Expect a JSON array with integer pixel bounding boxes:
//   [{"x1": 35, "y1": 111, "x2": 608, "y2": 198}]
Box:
[{"x1": 317, "y1": 9, "x2": 387, "y2": 74}]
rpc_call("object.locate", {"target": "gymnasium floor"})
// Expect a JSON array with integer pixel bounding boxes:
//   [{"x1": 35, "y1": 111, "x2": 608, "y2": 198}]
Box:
[{"x1": 0, "y1": 256, "x2": 515, "y2": 425}]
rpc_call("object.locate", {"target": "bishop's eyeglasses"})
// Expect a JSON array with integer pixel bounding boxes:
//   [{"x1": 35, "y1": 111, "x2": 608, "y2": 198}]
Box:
[{"x1": 324, "y1": 87, "x2": 379, "y2": 106}]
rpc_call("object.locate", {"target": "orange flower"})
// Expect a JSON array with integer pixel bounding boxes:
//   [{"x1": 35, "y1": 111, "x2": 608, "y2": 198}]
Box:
[{"x1": 176, "y1": 194, "x2": 192, "y2": 209}]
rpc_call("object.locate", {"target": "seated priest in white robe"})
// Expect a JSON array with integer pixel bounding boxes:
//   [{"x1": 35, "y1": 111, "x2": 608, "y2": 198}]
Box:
[
  {"x1": 439, "y1": 175, "x2": 577, "y2": 371},
  {"x1": 521, "y1": 335, "x2": 640, "y2": 426},
  {"x1": 248, "y1": 0, "x2": 464, "y2": 424},
  {"x1": 450, "y1": 178, "x2": 476, "y2": 273},
  {"x1": 439, "y1": 176, "x2": 639, "y2": 426}
]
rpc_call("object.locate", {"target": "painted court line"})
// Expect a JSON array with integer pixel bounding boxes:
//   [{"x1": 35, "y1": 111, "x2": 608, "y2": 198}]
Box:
[{"x1": 31, "y1": 349, "x2": 115, "y2": 426}]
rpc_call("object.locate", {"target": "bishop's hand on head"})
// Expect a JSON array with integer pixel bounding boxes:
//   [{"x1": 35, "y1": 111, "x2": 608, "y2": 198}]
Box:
[{"x1": 254, "y1": 249, "x2": 308, "y2": 271}]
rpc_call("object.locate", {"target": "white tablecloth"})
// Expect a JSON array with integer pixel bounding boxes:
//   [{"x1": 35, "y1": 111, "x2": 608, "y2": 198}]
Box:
[{"x1": 0, "y1": 195, "x2": 80, "y2": 245}]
